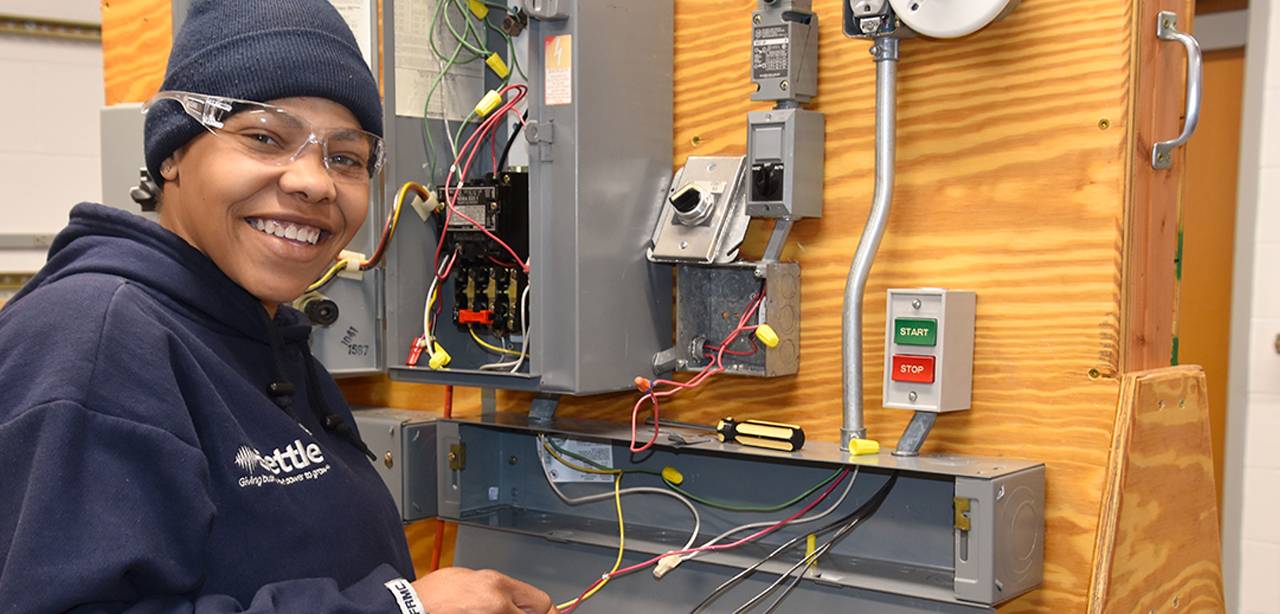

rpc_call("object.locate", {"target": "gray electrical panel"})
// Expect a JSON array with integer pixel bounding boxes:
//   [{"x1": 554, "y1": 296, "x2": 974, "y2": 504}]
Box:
[{"x1": 379, "y1": 0, "x2": 675, "y2": 395}]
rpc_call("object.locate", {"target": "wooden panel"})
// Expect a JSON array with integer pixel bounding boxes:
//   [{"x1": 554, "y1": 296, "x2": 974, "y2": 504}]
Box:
[
  {"x1": 1122, "y1": 0, "x2": 1194, "y2": 371},
  {"x1": 1179, "y1": 48, "x2": 1244, "y2": 507},
  {"x1": 101, "y1": 0, "x2": 170, "y2": 105},
  {"x1": 1087, "y1": 366, "x2": 1224, "y2": 612}
]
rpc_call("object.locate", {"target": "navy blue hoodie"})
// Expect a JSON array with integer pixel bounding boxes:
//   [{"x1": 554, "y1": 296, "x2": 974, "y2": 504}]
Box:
[{"x1": 0, "y1": 204, "x2": 416, "y2": 612}]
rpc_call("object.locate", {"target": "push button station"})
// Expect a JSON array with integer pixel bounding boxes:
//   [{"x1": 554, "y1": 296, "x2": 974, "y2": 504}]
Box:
[{"x1": 883, "y1": 289, "x2": 976, "y2": 413}]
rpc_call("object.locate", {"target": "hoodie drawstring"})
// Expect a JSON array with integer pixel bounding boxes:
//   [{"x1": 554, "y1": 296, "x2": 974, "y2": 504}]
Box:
[
  {"x1": 262, "y1": 309, "x2": 375, "y2": 462},
  {"x1": 302, "y1": 350, "x2": 376, "y2": 462}
]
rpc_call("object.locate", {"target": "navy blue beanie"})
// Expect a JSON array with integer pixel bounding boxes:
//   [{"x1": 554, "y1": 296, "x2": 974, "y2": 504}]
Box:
[{"x1": 144, "y1": 0, "x2": 382, "y2": 185}]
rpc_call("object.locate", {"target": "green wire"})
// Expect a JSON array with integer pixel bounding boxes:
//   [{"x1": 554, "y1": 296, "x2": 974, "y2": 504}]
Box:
[
  {"x1": 443, "y1": 0, "x2": 490, "y2": 57},
  {"x1": 542, "y1": 437, "x2": 845, "y2": 513},
  {"x1": 664, "y1": 468, "x2": 842, "y2": 513}
]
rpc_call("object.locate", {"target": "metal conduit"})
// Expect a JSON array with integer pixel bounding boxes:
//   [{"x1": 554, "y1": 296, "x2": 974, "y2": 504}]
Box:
[{"x1": 840, "y1": 36, "x2": 899, "y2": 449}]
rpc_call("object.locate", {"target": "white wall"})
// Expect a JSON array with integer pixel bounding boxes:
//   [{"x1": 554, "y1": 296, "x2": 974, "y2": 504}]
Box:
[
  {"x1": 0, "y1": 1, "x2": 103, "y2": 272},
  {"x1": 1225, "y1": 2, "x2": 1280, "y2": 612}
]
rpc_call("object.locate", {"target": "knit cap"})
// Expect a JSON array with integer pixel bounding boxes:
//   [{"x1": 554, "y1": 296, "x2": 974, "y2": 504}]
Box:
[{"x1": 143, "y1": 0, "x2": 382, "y2": 185}]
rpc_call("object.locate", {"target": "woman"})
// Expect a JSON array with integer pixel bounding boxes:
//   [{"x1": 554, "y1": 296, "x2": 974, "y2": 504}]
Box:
[{"x1": 0, "y1": 1, "x2": 554, "y2": 612}]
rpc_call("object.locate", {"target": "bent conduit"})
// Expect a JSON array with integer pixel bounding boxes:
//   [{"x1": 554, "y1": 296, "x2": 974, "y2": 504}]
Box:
[{"x1": 841, "y1": 36, "x2": 899, "y2": 449}]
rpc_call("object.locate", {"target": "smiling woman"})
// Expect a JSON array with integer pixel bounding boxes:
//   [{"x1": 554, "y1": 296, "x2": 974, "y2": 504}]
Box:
[
  {"x1": 151, "y1": 94, "x2": 373, "y2": 312},
  {"x1": 0, "y1": 1, "x2": 554, "y2": 613}
]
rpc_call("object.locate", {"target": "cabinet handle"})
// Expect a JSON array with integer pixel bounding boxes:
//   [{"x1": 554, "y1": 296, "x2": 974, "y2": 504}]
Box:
[{"x1": 1152, "y1": 11, "x2": 1202, "y2": 170}]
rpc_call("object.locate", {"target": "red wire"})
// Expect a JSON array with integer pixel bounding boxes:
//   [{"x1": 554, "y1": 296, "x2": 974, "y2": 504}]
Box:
[
  {"x1": 629, "y1": 291, "x2": 765, "y2": 453},
  {"x1": 430, "y1": 85, "x2": 529, "y2": 287},
  {"x1": 442, "y1": 85, "x2": 529, "y2": 273},
  {"x1": 559, "y1": 468, "x2": 851, "y2": 613}
]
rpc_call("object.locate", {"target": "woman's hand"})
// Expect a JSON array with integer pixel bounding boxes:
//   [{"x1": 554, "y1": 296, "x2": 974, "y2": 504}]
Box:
[{"x1": 411, "y1": 567, "x2": 558, "y2": 614}]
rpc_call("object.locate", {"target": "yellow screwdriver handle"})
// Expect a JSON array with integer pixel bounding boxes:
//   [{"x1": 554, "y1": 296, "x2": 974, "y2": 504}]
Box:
[{"x1": 716, "y1": 418, "x2": 806, "y2": 452}]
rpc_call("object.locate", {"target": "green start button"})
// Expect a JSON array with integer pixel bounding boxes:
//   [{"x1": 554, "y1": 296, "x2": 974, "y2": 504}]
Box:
[{"x1": 894, "y1": 318, "x2": 937, "y2": 346}]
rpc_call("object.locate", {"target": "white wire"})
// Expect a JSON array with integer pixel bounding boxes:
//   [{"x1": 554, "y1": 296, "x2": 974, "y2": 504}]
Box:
[
  {"x1": 537, "y1": 436, "x2": 701, "y2": 552},
  {"x1": 509, "y1": 282, "x2": 532, "y2": 373},
  {"x1": 677, "y1": 465, "x2": 860, "y2": 565}
]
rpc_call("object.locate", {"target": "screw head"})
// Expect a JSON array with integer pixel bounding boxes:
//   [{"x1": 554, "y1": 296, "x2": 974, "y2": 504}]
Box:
[
  {"x1": 780, "y1": 80, "x2": 789, "y2": 91},
  {"x1": 911, "y1": 299, "x2": 922, "y2": 309},
  {"x1": 448, "y1": 451, "x2": 458, "y2": 462},
  {"x1": 508, "y1": 455, "x2": 519, "y2": 465},
  {"x1": 1088, "y1": 368, "x2": 1102, "y2": 380},
  {"x1": 753, "y1": 14, "x2": 762, "y2": 24},
  {"x1": 383, "y1": 452, "x2": 394, "y2": 468},
  {"x1": 1098, "y1": 118, "x2": 1110, "y2": 130},
  {"x1": 680, "y1": 240, "x2": 688, "y2": 249},
  {"x1": 908, "y1": 391, "x2": 918, "y2": 402},
  {"x1": 691, "y1": 135, "x2": 703, "y2": 147}
]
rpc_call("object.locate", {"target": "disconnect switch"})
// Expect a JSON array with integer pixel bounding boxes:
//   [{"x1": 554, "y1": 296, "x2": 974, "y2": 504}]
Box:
[{"x1": 746, "y1": 108, "x2": 824, "y2": 219}]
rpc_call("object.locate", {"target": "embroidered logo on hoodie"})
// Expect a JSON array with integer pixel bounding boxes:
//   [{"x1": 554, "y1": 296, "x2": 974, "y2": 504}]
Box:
[{"x1": 234, "y1": 439, "x2": 332, "y2": 488}]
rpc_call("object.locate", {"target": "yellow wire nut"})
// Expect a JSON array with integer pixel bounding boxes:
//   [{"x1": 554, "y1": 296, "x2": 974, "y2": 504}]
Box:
[
  {"x1": 467, "y1": 0, "x2": 488, "y2": 18},
  {"x1": 485, "y1": 53, "x2": 510, "y2": 79},
  {"x1": 847, "y1": 437, "x2": 880, "y2": 456},
  {"x1": 661, "y1": 466, "x2": 685, "y2": 486},
  {"x1": 428, "y1": 343, "x2": 452, "y2": 370},
  {"x1": 754, "y1": 323, "x2": 780, "y2": 348},
  {"x1": 474, "y1": 89, "x2": 504, "y2": 118}
]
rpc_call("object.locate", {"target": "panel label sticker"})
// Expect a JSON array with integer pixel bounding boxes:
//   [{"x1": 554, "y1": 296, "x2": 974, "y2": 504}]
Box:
[
  {"x1": 752, "y1": 25, "x2": 789, "y2": 80},
  {"x1": 544, "y1": 34, "x2": 573, "y2": 106},
  {"x1": 538, "y1": 437, "x2": 613, "y2": 483}
]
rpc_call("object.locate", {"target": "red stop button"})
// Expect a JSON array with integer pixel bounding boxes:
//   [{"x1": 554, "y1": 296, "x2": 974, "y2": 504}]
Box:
[{"x1": 891, "y1": 354, "x2": 935, "y2": 384}]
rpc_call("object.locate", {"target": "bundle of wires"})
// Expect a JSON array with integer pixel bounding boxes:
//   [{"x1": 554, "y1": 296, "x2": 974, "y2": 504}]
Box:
[
  {"x1": 307, "y1": 181, "x2": 429, "y2": 293},
  {"x1": 422, "y1": 0, "x2": 528, "y2": 180},
  {"x1": 629, "y1": 286, "x2": 766, "y2": 453},
  {"x1": 537, "y1": 436, "x2": 701, "y2": 612},
  {"x1": 553, "y1": 466, "x2": 854, "y2": 613},
  {"x1": 432, "y1": 82, "x2": 529, "y2": 277},
  {"x1": 690, "y1": 473, "x2": 900, "y2": 614}
]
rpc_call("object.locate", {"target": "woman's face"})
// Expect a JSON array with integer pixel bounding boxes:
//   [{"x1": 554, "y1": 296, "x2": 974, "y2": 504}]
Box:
[{"x1": 157, "y1": 96, "x2": 370, "y2": 310}]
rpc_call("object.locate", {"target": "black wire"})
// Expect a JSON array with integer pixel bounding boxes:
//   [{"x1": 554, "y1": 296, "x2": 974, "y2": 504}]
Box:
[
  {"x1": 496, "y1": 110, "x2": 529, "y2": 172},
  {"x1": 689, "y1": 472, "x2": 899, "y2": 614}
]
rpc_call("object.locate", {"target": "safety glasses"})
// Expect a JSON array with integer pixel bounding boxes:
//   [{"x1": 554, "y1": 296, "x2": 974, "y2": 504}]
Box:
[{"x1": 143, "y1": 91, "x2": 385, "y2": 183}]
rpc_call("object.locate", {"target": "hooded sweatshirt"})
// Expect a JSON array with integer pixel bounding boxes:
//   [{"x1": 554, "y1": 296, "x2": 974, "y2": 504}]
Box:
[{"x1": 0, "y1": 204, "x2": 418, "y2": 613}]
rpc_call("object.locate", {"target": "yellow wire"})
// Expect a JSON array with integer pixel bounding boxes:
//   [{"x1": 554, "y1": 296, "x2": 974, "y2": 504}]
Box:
[
  {"x1": 306, "y1": 258, "x2": 348, "y2": 293},
  {"x1": 468, "y1": 325, "x2": 525, "y2": 357},
  {"x1": 554, "y1": 470, "x2": 625, "y2": 611}
]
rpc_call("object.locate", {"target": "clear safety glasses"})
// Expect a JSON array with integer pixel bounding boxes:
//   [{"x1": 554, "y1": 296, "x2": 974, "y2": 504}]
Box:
[{"x1": 142, "y1": 91, "x2": 385, "y2": 183}]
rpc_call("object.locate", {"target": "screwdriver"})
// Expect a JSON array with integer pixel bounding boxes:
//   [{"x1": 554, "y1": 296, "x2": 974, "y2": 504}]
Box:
[{"x1": 646, "y1": 417, "x2": 806, "y2": 452}]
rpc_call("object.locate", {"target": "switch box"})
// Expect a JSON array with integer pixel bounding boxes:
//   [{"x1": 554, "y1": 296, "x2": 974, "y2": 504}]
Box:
[
  {"x1": 883, "y1": 289, "x2": 976, "y2": 413},
  {"x1": 746, "y1": 108, "x2": 824, "y2": 219}
]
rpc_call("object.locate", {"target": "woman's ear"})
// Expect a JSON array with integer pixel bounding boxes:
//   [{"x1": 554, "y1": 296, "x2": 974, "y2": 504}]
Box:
[{"x1": 159, "y1": 155, "x2": 179, "y2": 182}]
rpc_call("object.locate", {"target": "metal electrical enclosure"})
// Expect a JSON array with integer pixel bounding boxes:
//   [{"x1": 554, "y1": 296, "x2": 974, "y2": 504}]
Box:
[{"x1": 376, "y1": 0, "x2": 674, "y2": 395}]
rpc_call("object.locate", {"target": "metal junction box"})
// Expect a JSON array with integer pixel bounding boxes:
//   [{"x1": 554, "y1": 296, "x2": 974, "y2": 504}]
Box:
[
  {"x1": 435, "y1": 415, "x2": 1044, "y2": 612},
  {"x1": 352, "y1": 408, "x2": 439, "y2": 522}
]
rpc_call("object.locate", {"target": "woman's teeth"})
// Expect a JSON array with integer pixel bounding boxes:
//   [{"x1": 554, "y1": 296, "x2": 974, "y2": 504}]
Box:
[{"x1": 248, "y1": 218, "x2": 322, "y2": 245}]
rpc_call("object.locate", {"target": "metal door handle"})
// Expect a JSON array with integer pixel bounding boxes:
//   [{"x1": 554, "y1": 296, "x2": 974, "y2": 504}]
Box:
[{"x1": 1152, "y1": 11, "x2": 1202, "y2": 169}]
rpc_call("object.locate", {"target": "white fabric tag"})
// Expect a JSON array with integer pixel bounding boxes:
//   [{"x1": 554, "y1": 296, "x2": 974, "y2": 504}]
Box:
[{"x1": 384, "y1": 578, "x2": 426, "y2": 614}]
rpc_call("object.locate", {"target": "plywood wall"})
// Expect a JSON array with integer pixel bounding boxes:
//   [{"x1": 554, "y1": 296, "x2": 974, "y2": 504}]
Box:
[{"x1": 101, "y1": 0, "x2": 1197, "y2": 611}]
